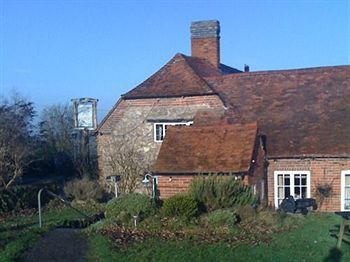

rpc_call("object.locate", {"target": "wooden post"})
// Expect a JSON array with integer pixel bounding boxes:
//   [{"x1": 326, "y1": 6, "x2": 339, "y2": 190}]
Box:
[{"x1": 337, "y1": 219, "x2": 345, "y2": 248}]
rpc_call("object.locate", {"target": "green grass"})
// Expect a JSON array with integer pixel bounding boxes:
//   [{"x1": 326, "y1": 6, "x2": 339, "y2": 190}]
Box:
[
  {"x1": 0, "y1": 203, "x2": 104, "y2": 262},
  {"x1": 88, "y1": 213, "x2": 350, "y2": 262}
]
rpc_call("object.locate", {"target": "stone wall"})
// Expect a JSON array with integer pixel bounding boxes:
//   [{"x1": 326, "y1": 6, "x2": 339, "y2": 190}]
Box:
[
  {"x1": 267, "y1": 158, "x2": 350, "y2": 212},
  {"x1": 97, "y1": 95, "x2": 224, "y2": 181}
]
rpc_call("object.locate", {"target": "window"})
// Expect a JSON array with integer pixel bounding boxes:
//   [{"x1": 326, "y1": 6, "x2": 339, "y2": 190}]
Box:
[
  {"x1": 274, "y1": 171, "x2": 311, "y2": 208},
  {"x1": 341, "y1": 170, "x2": 350, "y2": 211},
  {"x1": 154, "y1": 121, "x2": 193, "y2": 142}
]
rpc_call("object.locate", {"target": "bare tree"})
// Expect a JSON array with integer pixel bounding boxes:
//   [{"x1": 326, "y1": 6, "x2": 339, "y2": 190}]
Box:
[
  {"x1": 39, "y1": 103, "x2": 97, "y2": 178},
  {"x1": 102, "y1": 135, "x2": 151, "y2": 194},
  {"x1": 0, "y1": 94, "x2": 35, "y2": 188}
]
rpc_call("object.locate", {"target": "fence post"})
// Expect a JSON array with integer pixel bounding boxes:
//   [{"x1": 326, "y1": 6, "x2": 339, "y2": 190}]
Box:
[{"x1": 38, "y1": 188, "x2": 45, "y2": 228}]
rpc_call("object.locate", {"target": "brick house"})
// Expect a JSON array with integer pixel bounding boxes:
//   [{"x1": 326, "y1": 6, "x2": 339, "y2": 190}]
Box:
[{"x1": 96, "y1": 20, "x2": 350, "y2": 211}]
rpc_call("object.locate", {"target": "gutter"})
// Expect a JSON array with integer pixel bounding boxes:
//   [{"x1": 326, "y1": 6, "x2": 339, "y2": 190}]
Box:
[{"x1": 267, "y1": 155, "x2": 350, "y2": 160}]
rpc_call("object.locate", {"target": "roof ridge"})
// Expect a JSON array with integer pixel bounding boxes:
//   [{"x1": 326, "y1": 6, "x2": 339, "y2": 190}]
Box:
[
  {"x1": 121, "y1": 54, "x2": 183, "y2": 97},
  {"x1": 180, "y1": 54, "x2": 218, "y2": 94},
  {"x1": 204, "y1": 65, "x2": 350, "y2": 80},
  {"x1": 122, "y1": 53, "x2": 217, "y2": 99}
]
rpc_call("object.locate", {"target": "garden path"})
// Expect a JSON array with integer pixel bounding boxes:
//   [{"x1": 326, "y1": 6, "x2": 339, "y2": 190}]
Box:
[{"x1": 20, "y1": 228, "x2": 89, "y2": 262}]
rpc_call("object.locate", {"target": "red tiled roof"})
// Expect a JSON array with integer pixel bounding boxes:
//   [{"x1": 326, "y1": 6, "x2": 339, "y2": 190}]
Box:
[
  {"x1": 122, "y1": 53, "x2": 239, "y2": 99},
  {"x1": 204, "y1": 66, "x2": 350, "y2": 157},
  {"x1": 152, "y1": 122, "x2": 258, "y2": 174}
]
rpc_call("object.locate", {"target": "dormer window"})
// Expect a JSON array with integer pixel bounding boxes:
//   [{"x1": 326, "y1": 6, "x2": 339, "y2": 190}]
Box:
[{"x1": 154, "y1": 121, "x2": 193, "y2": 142}]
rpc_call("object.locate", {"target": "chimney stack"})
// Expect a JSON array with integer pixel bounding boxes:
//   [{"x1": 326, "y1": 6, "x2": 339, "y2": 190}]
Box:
[{"x1": 191, "y1": 20, "x2": 220, "y2": 68}]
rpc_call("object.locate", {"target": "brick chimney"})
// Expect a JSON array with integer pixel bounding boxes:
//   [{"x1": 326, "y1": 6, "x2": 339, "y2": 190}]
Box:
[{"x1": 191, "y1": 20, "x2": 220, "y2": 68}]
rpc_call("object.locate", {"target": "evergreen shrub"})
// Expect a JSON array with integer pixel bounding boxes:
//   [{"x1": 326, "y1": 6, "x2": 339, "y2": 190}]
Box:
[
  {"x1": 189, "y1": 175, "x2": 257, "y2": 212},
  {"x1": 203, "y1": 209, "x2": 239, "y2": 227},
  {"x1": 162, "y1": 194, "x2": 198, "y2": 220},
  {"x1": 105, "y1": 193, "x2": 155, "y2": 222}
]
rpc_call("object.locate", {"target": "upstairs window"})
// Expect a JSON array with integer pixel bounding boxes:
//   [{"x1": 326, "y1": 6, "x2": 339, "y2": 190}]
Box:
[{"x1": 154, "y1": 121, "x2": 193, "y2": 142}]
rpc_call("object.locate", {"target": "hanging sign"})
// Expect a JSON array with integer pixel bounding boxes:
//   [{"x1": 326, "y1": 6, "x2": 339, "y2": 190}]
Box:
[{"x1": 71, "y1": 98, "x2": 98, "y2": 130}]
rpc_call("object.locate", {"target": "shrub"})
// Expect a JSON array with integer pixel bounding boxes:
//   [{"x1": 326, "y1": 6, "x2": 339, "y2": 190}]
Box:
[
  {"x1": 105, "y1": 193, "x2": 155, "y2": 222},
  {"x1": 0, "y1": 183, "x2": 60, "y2": 213},
  {"x1": 162, "y1": 194, "x2": 198, "y2": 220},
  {"x1": 203, "y1": 209, "x2": 238, "y2": 227},
  {"x1": 189, "y1": 175, "x2": 258, "y2": 212},
  {"x1": 64, "y1": 176, "x2": 105, "y2": 202},
  {"x1": 235, "y1": 204, "x2": 257, "y2": 222}
]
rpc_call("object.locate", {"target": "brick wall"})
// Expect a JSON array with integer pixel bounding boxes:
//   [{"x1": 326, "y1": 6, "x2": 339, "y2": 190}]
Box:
[
  {"x1": 97, "y1": 95, "x2": 224, "y2": 180},
  {"x1": 157, "y1": 175, "x2": 195, "y2": 198},
  {"x1": 267, "y1": 158, "x2": 350, "y2": 212},
  {"x1": 191, "y1": 38, "x2": 220, "y2": 68}
]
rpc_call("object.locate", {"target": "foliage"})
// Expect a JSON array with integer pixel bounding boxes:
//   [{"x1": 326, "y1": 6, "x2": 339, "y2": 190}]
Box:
[
  {"x1": 88, "y1": 213, "x2": 350, "y2": 261},
  {"x1": 202, "y1": 209, "x2": 238, "y2": 228},
  {"x1": 105, "y1": 193, "x2": 155, "y2": 222},
  {"x1": 235, "y1": 205, "x2": 257, "y2": 222},
  {"x1": 64, "y1": 176, "x2": 106, "y2": 202},
  {"x1": 0, "y1": 183, "x2": 60, "y2": 213},
  {"x1": 189, "y1": 175, "x2": 257, "y2": 212},
  {"x1": 0, "y1": 94, "x2": 36, "y2": 188},
  {"x1": 162, "y1": 194, "x2": 198, "y2": 220},
  {"x1": 102, "y1": 136, "x2": 152, "y2": 194}
]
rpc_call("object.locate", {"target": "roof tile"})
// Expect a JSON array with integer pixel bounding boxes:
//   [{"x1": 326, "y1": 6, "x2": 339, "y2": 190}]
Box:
[
  {"x1": 152, "y1": 122, "x2": 258, "y2": 173},
  {"x1": 205, "y1": 66, "x2": 350, "y2": 156}
]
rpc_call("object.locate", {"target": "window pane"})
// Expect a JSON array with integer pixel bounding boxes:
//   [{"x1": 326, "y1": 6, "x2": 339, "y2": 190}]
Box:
[
  {"x1": 345, "y1": 188, "x2": 350, "y2": 199},
  {"x1": 156, "y1": 125, "x2": 163, "y2": 141},
  {"x1": 278, "y1": 175, "x2": 283, "y2": 185},
  {"x1": 294, "y1": 176, "x2": 300, "y2": 186},
  {"x1": 301, "y1": 175, "x2": 307, "y2": 186},
  {"x1": 301, "y1": 187, "x2": 307, "y2": 198},
  {"x1": 285, "y1": 175, "x2": 290, "y2": 186},
  {"x1": 285, "y1": 187, "x2": 290, "y2": 197},
  {"x1": 278, "y1": 187, "x2": 283, "y2": 198},
  {"x1": 344, "y1": 200, "x2": 350, "y2": 210},
  {"x1": 295, "y1": 187, "x2": 300, "y2": 199},
  {"x1": 345, "y1": 175, "x2": 350, "y2": 186}
]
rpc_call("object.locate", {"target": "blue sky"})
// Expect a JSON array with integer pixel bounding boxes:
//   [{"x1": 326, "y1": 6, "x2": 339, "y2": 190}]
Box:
[{"x1": 1, "y1": 0, "x2": 349, "y2": 121}]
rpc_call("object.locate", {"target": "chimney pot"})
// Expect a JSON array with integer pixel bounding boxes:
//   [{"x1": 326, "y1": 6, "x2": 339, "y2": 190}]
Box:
[{"x1": 244, "y1": 64, "x2": 250, "y2": 72}]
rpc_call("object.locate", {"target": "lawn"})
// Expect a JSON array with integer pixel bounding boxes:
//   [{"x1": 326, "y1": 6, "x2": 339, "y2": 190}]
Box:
[
  {"x1": 1, "y1": 206, "x2": 349, "y2": 261},
  {"x1": 88, "y1": 212, "x2": 350, "y2": 262},
  {"x1": 0, "y1": 202, "x2": 104, "y2": 262}
]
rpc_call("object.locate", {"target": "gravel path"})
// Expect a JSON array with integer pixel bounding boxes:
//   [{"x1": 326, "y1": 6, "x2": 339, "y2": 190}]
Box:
[{"x1": 20, "y1": 228, "x2": 89, "y2": 262}]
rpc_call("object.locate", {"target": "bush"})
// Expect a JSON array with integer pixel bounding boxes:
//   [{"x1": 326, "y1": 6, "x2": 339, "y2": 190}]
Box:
[
  {"x1": 203, "y1": 209, "x2": 238, "y2": 227},
  {"x1": 235, "y1": 204, "x2": 257, "y2": 222},
  {"x1": 162, "y1": 194, "x2": 198, "y2": 220},
  {"x1": 189, "y1": 175, "x2": 257, "y2": 212},
  {"x1": 64, "y1": 176, "x2": 105, "y2": 202},
  {"x1": 105, "y1": 193, "x2": 155, "y2": 222},
  {"x1": 0, "y1": 183, "x2": 60, "y2": 213}
]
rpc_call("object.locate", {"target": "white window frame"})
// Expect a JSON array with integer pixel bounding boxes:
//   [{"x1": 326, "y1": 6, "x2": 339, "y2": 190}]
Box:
[
  {"x1": 274, "y1": 171, "x2": 311, "y2": 208},
  {"x1": 341, "y1": 170, "x2": 350, "y2": 211},
  {"x1": 153, "y1": 121, "x2": 193, "y2": 142}
]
